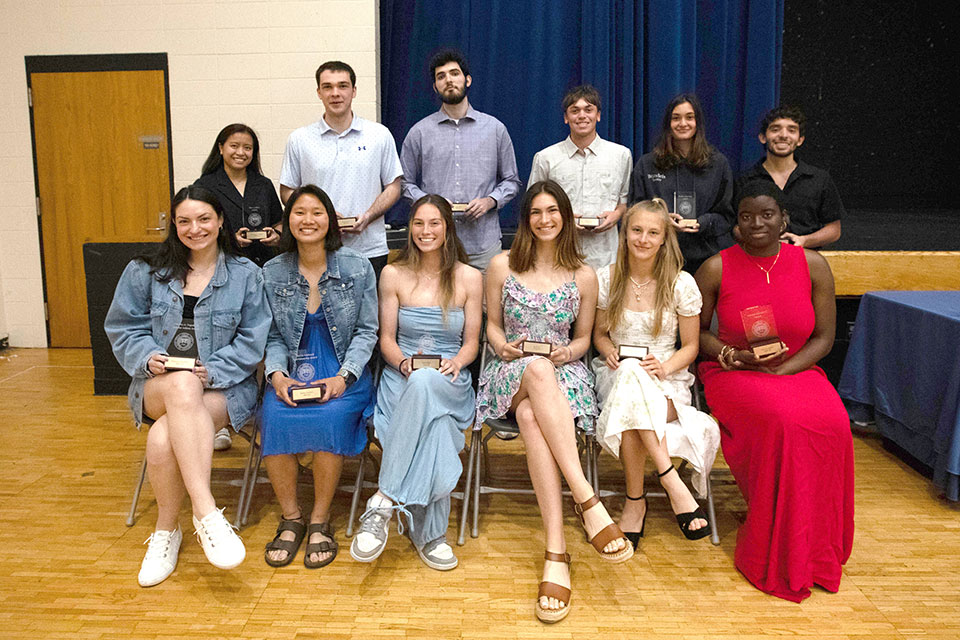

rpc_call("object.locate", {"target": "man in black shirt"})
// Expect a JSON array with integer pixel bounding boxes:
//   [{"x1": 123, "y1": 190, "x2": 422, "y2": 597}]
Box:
[{"x1": 736, "y1": 106, "x2": 843, "y2": 248}]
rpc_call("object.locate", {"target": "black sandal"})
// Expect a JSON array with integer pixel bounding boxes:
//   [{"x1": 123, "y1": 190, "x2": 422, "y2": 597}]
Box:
[
  {"x1": 657, "y1": 465, "x2": 712, "y2": 541},
  {"x1": 264, "y1": 515, "x2": 307, "y2": 567},
  {"x1": 303, "y1": 522, "x2": 338, "y2": 569},
  {"x1": 622, "y1": 493, "x2": 648, "y2": 550}
]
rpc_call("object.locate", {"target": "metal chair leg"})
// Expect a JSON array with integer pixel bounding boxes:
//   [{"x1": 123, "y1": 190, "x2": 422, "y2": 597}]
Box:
[
  {"x1": 706, "y1": 473, "x2": 720, "y2": 546},
  {"x1": 239, "y1": 448, "x2": 262, "y2": 528},
  {"x1": 346, "y1": 450, "x2": 367, "y2": 538},
  {"x1": 471, "y1": 430, "x2": 482, "y2": 538},
  {"x1": 127, "y1": 455, "x2": 148, "y2": 527},
  {"x1": 234, "y1": 427, "x2": 260, "y2": 529},
  {"x1": 457, "y1": 429, "x2": 478, "y2": 546}
]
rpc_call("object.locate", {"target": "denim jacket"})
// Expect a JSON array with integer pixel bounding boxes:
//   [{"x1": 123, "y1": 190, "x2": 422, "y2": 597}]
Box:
[
  {"x1": 104, "y1": 251, "x2": 271, "y2": 429},
  {"x1": 262, "y1": 248, "x2": 378, "y2": 381}
]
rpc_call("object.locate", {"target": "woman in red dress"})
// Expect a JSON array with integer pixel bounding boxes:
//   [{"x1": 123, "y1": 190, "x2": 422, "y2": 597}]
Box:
[{"x1": 695, "y1": 180, "x2": 854, "y2": 602}]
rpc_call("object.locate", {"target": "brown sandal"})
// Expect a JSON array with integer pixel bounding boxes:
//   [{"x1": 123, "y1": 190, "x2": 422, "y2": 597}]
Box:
[
  {"x1": 264, "y1": 515, "x2": 306, "y2": 567},
  {"x1": 535, "y1": 551, "x2": 571, "y2": 623},
  {"x1": 574, "y1": 495, "x2": 634, "y2": 563},
  {"x1": 303, "y1": 522, "x2": 338, "y2": 569}
]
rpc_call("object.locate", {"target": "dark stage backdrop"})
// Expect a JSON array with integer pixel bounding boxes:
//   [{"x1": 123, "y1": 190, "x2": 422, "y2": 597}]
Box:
[{"x1": 380, "y1": 0, "x2": 783, "y2": 227}]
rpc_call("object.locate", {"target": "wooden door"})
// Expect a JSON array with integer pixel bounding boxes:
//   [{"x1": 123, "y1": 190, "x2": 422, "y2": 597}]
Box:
[{"x1": 31, "y1": 66, "x2": 170, "y2": 347}]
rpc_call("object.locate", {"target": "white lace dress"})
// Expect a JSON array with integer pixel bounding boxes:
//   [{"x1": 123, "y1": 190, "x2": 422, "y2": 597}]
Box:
[{"x1": 592, "y1": 268, "x2": 720, "y2": 496}]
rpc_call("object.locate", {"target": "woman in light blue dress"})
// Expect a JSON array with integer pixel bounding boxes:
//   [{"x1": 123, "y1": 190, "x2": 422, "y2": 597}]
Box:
[{"x1": 350, "y1": 194, "x2": 483, "y2": 570}]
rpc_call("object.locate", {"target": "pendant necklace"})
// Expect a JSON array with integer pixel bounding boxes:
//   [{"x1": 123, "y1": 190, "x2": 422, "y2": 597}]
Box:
[
  {"x1": 747, "y1": 245, "x2": 781, "y2": 284},
  {"x1": 629, "y1": 276, "x2": 653, "y2": 302}
]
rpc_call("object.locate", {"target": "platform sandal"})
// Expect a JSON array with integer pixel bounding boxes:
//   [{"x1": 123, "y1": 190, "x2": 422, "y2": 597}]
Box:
[
  {"x1": 535, "y1": 551, "x2": 571, "y2": 624},
  {"x1": 573, "y1": 494, "x2": 634, "y2": 563}
]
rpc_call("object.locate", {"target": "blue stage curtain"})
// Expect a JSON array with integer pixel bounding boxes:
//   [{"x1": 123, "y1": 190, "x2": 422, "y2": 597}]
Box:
[{"x1": 380, "y1": 0, "x2": 782, "y2": 228}]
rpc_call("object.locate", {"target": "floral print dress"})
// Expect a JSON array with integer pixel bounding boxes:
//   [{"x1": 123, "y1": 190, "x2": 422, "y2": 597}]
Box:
[{"x1": 476, "y1": 274, "x2": 597, "y2": 429}]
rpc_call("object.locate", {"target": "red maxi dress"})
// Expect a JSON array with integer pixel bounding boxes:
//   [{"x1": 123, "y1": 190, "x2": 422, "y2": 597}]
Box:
[{"x1": 699, "y1": 243, "x2": 854, "y2": 602}]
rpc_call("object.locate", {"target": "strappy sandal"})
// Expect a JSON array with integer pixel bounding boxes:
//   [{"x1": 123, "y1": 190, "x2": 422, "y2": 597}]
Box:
[
  {"x1": 303, "y1": 522, "x2": 338, "y2": 569},
  {"x1": 263, "y1": 514, "x2": 307, "y2": 567},
  {"x1": 657, "y1": 465, "x2": 712, "y2": 541},
  {"x1": 535, "y1": 551, "x2": 571, "y2": 624},
  {"x1": 622, "y1": 493, "x2": 648, "y2": 550},
  {"x1": 574, "y1": 494, "x2": 634, "y2": 563}
]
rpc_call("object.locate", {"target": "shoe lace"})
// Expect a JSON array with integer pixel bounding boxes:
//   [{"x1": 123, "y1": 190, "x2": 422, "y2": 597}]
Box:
[
  {"x1": 194, "y1": 508, "x2": 241, "y2": 548},
  {"x1": 143, "y1": 530, "x2": 173, "y2": 560},
  {"x1": 357, "y1": 507, "x2": 389, "y2": 537}
]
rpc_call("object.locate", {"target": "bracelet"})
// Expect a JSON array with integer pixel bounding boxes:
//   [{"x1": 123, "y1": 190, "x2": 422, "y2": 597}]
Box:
[
  {"x1": 718, "y1": 345, "x2": 734, "y2": 364},
  {"x1": 398, "y1": 358, "x2": 409, "y2": 371}
]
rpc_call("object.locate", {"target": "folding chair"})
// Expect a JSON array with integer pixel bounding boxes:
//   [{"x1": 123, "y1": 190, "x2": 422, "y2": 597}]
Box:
[
  {"x1": 588, "y1": 364, "x2": 720, "y2": 546},
  {"x1": 342, "y1": 358, "x2": 471, "y2": 538},
  {"x1": 457, "y1": 339, "x2": 599, "y2": 545},
  {"x1": 126, "y1": 412, "x2": 262, "y2": 530}
]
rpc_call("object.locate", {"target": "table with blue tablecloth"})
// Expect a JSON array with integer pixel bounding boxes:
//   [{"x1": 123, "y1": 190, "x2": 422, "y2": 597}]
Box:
[{"x1": 839, "y1": 291, "x2": 960, "y2": 500}]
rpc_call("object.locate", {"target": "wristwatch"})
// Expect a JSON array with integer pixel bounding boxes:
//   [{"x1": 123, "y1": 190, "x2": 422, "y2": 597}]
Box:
[{"x1": 336, "y1": 366, "x2": 356, "y2": 388}]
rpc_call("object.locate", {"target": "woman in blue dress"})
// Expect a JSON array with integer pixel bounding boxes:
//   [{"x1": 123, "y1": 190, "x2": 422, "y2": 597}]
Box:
[
  {"x1": 350, "y1": 194, "x2": 482, "y2": 570},
  {"x1": 260, "y1": 185, "x2": 378, "y2": 568}
]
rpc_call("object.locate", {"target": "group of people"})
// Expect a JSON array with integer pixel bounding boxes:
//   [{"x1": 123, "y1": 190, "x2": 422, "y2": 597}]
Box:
[{"x1": 103, "y1": 49, "x2": 855, "y2": 619}]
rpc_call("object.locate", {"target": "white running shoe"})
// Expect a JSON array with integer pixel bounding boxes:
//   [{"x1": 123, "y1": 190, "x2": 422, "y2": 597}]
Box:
[
  {"x1": 138, "y1": 527, "x2": 182, "y2": 587},
  {"x1": 350, "y1": 494, "x2": 392, "y2": 562},
  {"x1": 193, "y1": 508, "x2": 245, "y2": 569},
  {"x1": 213, "y1": 427, "x2": 233, "y2": 451}
]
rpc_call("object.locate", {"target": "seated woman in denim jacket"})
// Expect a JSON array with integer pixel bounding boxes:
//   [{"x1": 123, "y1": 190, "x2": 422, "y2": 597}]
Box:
[
  {"x1": 105, "y1": 185, "x2": 271, "y2": 587},
  {"x1": 260, "y1": 184, "x2": 378, "y2": 569}
]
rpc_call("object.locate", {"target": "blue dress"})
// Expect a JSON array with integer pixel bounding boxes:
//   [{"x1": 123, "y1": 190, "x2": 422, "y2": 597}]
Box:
[
  {"x1": 373, "y1": 306, "x2": 475, "y2": 547},
  {"x1": 261, "y1": 307, "x2": 373, "y2": 456}
]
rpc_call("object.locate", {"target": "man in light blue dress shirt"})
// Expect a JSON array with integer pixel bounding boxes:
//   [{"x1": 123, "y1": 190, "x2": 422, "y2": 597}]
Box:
[
  {"x1": 280, "y1": 60, "x2": 403, "y2": 279},
  {"x1": 400, "y1": 50, "x2": 522, "y2": 272}
]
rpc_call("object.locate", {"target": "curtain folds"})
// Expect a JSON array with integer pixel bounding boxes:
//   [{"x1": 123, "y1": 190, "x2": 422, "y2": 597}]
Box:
[{"x1": 380, "y1": 0, "x2": 783, "y2": 227}]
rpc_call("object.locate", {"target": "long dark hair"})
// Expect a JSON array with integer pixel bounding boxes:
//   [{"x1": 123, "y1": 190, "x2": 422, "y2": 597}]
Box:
[
  {"x1": 509, "y1": 181, "x2": 584, "y2": 273},
  {"x1": 140, "y1": 185, "x2": 237, "y2": 284},
  {"x1": 394, "y1": 194, "x2": 468, "y2": 318},
  {"x1": 200, "y1": 123, "x2": 263, "y2": 176},
  {"x1": 277, "y1": 185, "x2": 343, "y2": 254},
  {"x1": 653, "y1": 93, "x2": 714, "y2": 171}
]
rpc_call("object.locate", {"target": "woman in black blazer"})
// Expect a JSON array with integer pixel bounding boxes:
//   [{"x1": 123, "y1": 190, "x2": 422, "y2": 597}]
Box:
[{"x1": 194, "y1": 123, "x2": 283, "y2": 268}]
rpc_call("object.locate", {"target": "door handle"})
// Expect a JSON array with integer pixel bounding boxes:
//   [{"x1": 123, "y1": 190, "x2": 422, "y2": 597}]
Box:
[{"x1": 146, "y1": 211, "x2": 167, "y2": 232}]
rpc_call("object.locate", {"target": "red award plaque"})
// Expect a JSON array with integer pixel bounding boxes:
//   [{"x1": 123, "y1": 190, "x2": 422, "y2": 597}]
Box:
[
  {"x1": 740, "y1": 305, "x2": 782, "y2": 357},
  {"x1": 521, "y1": 340, "x2": 552, "y2": 356},
  {"x1": 290, "y1": 382, "x2": 326, "y2": 403},
  {"x1": 164, "y1": 356, "x2": 197, "y2": 371},
  {"x1": 411, "y1": 354, "x2": 442, "y2": 370},
  {"x1": 338, "y1": 216, "x2": 358, "y2": 229},
  {"x1": 617, "y1": 344, "x2": 649, "y2": 359}
]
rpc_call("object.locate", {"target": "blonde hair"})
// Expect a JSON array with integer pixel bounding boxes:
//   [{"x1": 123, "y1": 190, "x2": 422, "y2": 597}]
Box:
[
  {"x1": 604, "y1": 198, "x2": 683, "y2": 336},
  {"x1": 394, "y1": 194, "x2": 468, "y2": 322}
]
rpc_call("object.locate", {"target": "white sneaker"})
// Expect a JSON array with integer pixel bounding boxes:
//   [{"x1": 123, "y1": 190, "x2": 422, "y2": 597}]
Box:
[
  {"x1": 138, "y1": 527, "x2": 182, "y2": 587},
  {"x1": 193, "y1": 508, "x2": 245, "y2": 569},
  {"x1": 350, "y1": 494, "x2": 392, "y2": 562},
  {"x1": 213, "y1": 427, "x2": 233, "y2": 451}
]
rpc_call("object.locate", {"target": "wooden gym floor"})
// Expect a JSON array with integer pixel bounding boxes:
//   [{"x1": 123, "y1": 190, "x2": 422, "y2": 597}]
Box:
[{"x1": 1, "y1": 348, "x2": 958, "y2": 639}]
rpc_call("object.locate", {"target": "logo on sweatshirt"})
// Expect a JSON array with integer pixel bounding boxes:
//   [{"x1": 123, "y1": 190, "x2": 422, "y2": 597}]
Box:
[{"x1": 648, "y1": 172, "x2": 666, "y2": 182}]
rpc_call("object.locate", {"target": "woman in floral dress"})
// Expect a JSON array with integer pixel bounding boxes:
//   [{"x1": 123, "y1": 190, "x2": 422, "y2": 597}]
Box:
[{"x1": 476, "y1": 180, "x2": 632, "y2": 624}]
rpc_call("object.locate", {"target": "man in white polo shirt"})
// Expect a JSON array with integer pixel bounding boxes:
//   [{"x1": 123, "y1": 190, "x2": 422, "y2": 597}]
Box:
[
  {"x1": 280, "y1": 60, "x2": 403, "y2": 278},
  {"x1": 528, "y1": 85, "x2": 632, "y2": 270}
]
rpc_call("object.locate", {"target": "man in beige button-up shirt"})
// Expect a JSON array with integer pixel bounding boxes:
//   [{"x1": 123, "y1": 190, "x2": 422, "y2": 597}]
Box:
[{"x1": 528, "y1": 85, "x2": 632, "y2": 270}]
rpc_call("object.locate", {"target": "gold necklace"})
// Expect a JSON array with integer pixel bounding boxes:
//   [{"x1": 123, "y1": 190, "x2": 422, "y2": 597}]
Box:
[
  {"x1": 628, "y1": 276, "x2": 653, "y2": 302},
  {"x1": 746, "y1": 245, "x2": 782, "y2": 284}
]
